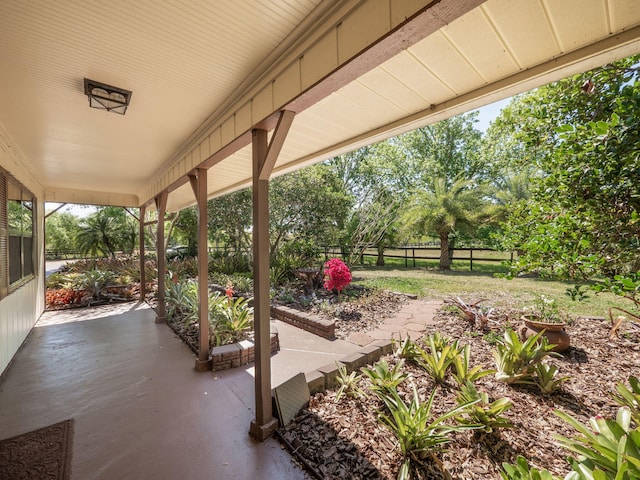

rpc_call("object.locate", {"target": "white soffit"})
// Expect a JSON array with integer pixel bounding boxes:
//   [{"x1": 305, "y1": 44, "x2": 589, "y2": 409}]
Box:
[{"x1": 164, "y1": 0, "x2": 640, "y2": 212}]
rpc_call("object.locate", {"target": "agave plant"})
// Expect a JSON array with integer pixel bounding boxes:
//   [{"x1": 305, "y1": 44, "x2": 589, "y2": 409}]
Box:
[{"x1": 493, "y1": 329, "x2": 559, "y2": 384}]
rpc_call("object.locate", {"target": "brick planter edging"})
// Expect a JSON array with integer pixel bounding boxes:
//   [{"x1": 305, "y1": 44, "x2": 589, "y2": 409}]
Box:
[
  {"x1": 211, "y1": 329, "x2": 280, "y2": 371},
  {"x1": 270, "y1": 305, "x2": 335, "y2": 339},
  {"x1": 304, "y1": 339, "x2": 395, "y2": 394}
]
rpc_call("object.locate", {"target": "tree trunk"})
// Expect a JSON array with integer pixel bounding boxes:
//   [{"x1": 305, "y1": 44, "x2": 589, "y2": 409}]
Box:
[
  {"x1": 439, "y1": 232, "x2": 451, "y2": 271},
  {"x1": 376, "y1": 244, "x2": 385, "y2": 266}
]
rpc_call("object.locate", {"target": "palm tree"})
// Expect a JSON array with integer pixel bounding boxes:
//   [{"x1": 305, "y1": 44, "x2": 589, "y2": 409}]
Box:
[
  {"x1": 402, "y1": 177, "x2": 490, "y2": 270},
  {"x1": 76, "y1": 213, "x2": 118, "y2": 258}
]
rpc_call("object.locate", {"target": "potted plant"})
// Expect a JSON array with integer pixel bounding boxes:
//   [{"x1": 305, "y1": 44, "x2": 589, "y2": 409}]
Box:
[{"x1": 520, "y1": 295, "x2": 570, "y2": 352}]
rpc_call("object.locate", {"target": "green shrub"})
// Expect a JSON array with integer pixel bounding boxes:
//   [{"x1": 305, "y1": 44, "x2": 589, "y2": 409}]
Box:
[{"x1": 417, "y1": 333, "x2": 461, "y2": 384}]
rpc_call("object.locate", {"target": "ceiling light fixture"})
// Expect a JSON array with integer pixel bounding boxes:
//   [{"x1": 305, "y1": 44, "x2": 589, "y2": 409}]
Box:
[{"x1": 83, "y1": 78, "x2": 132, "y2": 115}]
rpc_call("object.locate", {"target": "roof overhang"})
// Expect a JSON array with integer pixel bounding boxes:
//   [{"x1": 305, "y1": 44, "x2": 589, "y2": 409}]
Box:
[{"x1": 1, "y1": 0, "x2": 639, "y2": 210}]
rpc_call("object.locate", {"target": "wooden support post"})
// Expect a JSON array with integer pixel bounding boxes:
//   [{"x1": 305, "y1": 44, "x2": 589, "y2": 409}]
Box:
[
  {"x1": 155, "y1": 190, "x2": 168, "y2": 323},
  {"x1": 139, "y1": 205, "x2": 146, "y2": 301},
  {"x1": 190, "y1": 169, "x2": 211, "y2": 371},
  {"x1": 249, "y1": 111, "x2": 294, "y2": 441}
]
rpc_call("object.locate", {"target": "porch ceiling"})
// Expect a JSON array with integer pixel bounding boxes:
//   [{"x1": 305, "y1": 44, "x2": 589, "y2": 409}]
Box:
[{"x1": 1, "y1": 0, "x2": 639, "y2": 210}]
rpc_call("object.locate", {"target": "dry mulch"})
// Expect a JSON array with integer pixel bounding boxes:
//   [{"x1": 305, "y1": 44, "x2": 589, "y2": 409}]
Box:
[
  {"x1": 279, "y1": 304, "x2": 640, "y2": 479},
  {"x1": 276, "y1": 286, "x2": 408, "y2": 340}
]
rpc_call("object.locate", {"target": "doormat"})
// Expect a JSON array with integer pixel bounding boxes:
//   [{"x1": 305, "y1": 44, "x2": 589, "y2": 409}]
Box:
[{"x1": 0, "y1": 419, "x2": 74, "y2": 480}]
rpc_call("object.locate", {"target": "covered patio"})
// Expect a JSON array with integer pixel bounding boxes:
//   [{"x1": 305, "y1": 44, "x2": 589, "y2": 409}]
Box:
[
  {"x1": 1, "y1": 0, "x2": 640, "y2": 475},
  {"x1": 0, "y1": 301, "x2": 362, "y2": 477}
]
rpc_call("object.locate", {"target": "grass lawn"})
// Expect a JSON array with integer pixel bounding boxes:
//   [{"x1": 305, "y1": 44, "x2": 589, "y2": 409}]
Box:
[{"x1": 351, "y1": 260, "x2": 628, "y2": 320}]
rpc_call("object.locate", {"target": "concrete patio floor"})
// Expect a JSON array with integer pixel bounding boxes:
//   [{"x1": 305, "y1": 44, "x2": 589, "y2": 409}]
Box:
[
  {"x1": 0, "y1": 302, "x2": 317, "y2": 479},
  {"x1": 0, "y1": 291, "x2": 442, "y2": 479}
]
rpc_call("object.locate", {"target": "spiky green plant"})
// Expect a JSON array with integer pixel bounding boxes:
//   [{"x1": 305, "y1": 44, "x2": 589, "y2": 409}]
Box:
[
  {"x1": 612, "y1": 376, "x2": 640, "y2": 429},
  {"x1": 534, "y1": 363, "x2": 570, "y2": 394},
  {"x1": 500, "y1": 456, "x2": 560, "y2": 480},
  {"x1": 554, "y1": 407, "x2": 640, "y2": 480},
  {"x1": 493, "y1": 329, "x2": 559, "y2": 384},
  {"x1": 451, "y1": 344, "x2": 495, "y2": 386},
  {"x1": 335, "y1": 364, "x2": 365, "y2": 402},
  {"x1": 455, "y1": 380, "x2": 512, "y2": 433},
  {"x1": 361, "y1": 358, "x2": 408, "y2": 397},
  {"x1": 394, "y1": 336, "x2": 420, "y2": 362},
  {"x1": 417, "y1": 333, "x2": 460, "y2": 384},
  {"x1": 210, "y1": 295, "x2": 253, "y2": 346},
  {"x1": 379, "y1": 384, "x2": 480, "y2": 480}
]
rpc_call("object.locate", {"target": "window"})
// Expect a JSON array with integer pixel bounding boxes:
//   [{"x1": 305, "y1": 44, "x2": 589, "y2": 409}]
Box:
[{"x1": 1, "y1": 168, "x2": 36, "y2": 297}]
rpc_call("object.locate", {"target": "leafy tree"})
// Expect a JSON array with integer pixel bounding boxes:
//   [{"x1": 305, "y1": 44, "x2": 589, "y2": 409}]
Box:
[
  {"x1": 207, "y1": 189, "x2": 253, "y2": 256},
  {"x1": 45, "y1": 212, "x2": 81, "y2": 253},
  {"x1": 498, "y1": 55, "x2": 640, "y2": 279},
  {"x1": 269, "y1": 163, "x2": 349, "y2": 258},
  {"x1": 170, "y1": 206, "x2": 198, "y2": 256}
]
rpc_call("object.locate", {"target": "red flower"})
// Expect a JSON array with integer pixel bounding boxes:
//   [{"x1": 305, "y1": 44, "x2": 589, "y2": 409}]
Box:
[{"x1": 323, "y1": 258, "x2": 352, "y2": 293}]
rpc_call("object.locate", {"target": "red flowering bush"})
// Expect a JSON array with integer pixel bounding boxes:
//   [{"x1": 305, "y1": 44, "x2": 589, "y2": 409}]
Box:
[{"x1": 323, "y1": 258, "x2": 352, "y2": 293}]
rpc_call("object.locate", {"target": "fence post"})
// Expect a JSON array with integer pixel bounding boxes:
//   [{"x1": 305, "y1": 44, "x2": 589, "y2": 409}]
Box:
[
  {"x1": 412, "y1": 248, "x2": 416, "y2": 268},
  {"x1": 404, "y1": 248, "x2": 408, "y2": 268},
  {"x1": 470, "y1": 247, "x2": 473, "y2": 271}
]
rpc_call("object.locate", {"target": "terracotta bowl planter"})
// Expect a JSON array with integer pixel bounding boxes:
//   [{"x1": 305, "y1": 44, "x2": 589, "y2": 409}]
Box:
[{"x1": 520, "y1": 315, "x2": 570, "y2": 353}]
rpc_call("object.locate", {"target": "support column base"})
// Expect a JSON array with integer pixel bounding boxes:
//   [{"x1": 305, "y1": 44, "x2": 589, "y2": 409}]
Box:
[
  {"x1": 155, "y1": 316, "x2": 166, "y2": 324},
  {"x1": 249, "y1": 418, "x2": 279, "y2": 442},
  {"x1": 194, "y1": 358, "x2": 211, "y2": 372}
]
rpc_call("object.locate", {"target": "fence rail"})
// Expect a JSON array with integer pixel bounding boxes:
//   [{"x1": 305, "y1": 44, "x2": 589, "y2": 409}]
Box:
[{"x1": 323, "y1": 246, "x2": 515, "y2": 271}]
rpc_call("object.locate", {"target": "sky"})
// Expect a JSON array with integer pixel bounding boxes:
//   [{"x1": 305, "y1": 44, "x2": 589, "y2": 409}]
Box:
[{"x1": 47, "y1": 98, "x2": 510, "y2": 217}]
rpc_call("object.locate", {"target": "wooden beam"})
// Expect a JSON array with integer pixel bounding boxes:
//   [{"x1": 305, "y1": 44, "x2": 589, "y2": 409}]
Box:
[
  {"x1": 124, "y1": 207, "x2": 139, "y2": 222},
  {"x1": 139, "y1": 205, "x2": 146, "y2": 300},
  {"x1": 44, "y1": 203, "x2": 66, "y2": 219},
  {"x1": 155, "y1": 190, "x2": 168, "y2": 323},
  {"x1": 193, "y1": 168, "x2": 210, "y2": 371},
  {"x1": 259, "y1": 110, "x2": 295, "y2": 180},
  {"x1": 249, "y1": 128, "x2": 278, "y2": 441}
]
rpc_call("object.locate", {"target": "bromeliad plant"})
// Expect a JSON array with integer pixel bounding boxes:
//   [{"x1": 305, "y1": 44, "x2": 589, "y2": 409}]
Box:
[
  {"x1": 455, "y1": 381, "x2": 513, "y2": 433},
  {"x1": 493, "y1": 329, "x2": 559, "y2": 384},
  {"x1": 210, "y1": 288, "x2": 253, "y2": 346},
  {"x1": 335, "y1": 363, "x2": 365, "y2": 402},
  {"x1": 534, "y1": 363, "x2": 570, "y2": 394},
  {"x1": 361, "y1": 358, "x2": 409, "y2": 398},
  {"x1": 500, "y1": 456, "x2": 560, "y2": 480},
  {"x1": 417, "y1": 333, "x2": 462, "y2": 384},
  {"x1": 452, "y1": 344, "x2": 495, "y2": 386},
  {"x1": 554, "y1": 407, "x2": 640, "y2": 480},
  {"x1": 378, "y1": 384, "x2": 481, "y2": 480},
  {"x1": 612, "y1": 376, "x2": 640, "y2": 428}
]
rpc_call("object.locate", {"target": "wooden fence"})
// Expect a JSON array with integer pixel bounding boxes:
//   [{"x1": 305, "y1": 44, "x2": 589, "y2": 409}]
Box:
[{"x1": 323, "y1": 246, "x2": 515, "y2": 271}]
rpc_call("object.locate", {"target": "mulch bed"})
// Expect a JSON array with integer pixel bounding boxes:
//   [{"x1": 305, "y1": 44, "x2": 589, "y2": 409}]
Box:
[
  {"x1": 275, "y1": 286, "x2": 408, "y2": 340},
  {"x1": 279, "y1": 305, "x2": 640, "y2": 479}
]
